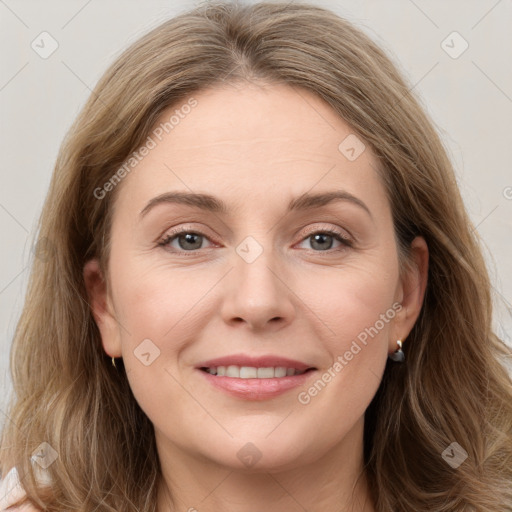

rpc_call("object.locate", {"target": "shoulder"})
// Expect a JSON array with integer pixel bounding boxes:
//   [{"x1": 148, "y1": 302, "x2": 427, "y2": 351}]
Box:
[{"x1": 0, "y1": 467, "x2": 40, "y2": 511}]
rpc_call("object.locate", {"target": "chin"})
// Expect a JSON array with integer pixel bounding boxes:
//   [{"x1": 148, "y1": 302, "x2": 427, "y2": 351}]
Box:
[{"x1": 201, "y1": 434, "x2": 318, "y2": 473}]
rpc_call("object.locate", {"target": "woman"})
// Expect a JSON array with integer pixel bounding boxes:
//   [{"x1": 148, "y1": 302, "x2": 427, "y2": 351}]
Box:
[{"x1": 1, "y1": 1, "x2": 511, "y2": 511}]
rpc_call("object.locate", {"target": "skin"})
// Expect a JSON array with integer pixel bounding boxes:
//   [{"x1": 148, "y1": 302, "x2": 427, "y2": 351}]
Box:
[{"x1": 84, "y1": 81, "x2": 428, "y2": 512}]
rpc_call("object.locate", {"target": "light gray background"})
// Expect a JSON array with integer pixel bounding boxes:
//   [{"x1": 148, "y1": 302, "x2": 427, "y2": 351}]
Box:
[{"x1": 1, "y1": 0, "x2": 511, "y2": 429}]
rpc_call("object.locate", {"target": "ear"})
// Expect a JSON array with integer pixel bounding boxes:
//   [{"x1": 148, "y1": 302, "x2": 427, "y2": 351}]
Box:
[
  {"x1": 391, "y1": 236, "x2": 429, "y2": 352},
  {"x1": 83, "y1": 258, "x2": 122, "y2": 358}
]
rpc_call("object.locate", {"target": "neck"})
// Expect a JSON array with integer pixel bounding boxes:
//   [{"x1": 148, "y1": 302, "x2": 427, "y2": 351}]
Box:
[{"x1": 156, "y1": 416, "x2": 375, "y2": 512}]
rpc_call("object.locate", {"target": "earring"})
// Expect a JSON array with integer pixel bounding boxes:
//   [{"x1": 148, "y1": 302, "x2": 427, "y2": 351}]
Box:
[
  {"x1": 388, "y1": 340, "x2": 405, "y2": 362},
  {"x1": 112, "y1": 357, "x2": 117, "y2": 368}
]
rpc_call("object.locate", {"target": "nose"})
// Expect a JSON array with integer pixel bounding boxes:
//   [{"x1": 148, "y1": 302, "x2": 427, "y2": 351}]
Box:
[{"x1": 220, "y1": 241, "x2": 296, "y2": 332}]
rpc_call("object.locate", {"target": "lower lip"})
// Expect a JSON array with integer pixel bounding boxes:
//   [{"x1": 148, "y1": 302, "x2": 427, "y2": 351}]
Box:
[{"x1": 198, "y1": 369, "x2": 316, "y2": 400}]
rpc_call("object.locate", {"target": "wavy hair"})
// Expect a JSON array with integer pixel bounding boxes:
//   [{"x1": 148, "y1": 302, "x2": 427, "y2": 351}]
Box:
[{"x1": 1, "y1": 1, "x2": 511, "y2": 510}]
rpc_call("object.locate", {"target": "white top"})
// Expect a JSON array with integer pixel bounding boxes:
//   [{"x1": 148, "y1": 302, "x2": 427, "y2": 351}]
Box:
[
  {"x1": 0, "y1": 466, "x2": 29, "y2": 510},
  {"x1": 0, "y1": 465, "x2": 50, "y2": 511}
]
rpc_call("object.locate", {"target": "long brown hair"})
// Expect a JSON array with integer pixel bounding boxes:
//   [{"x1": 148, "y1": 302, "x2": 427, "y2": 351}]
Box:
[{"x1": 2, "y1": 2, "x2": 511, "y2": 510}]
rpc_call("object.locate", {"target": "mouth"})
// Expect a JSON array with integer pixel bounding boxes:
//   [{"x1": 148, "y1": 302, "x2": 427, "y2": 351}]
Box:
[
  {"x1": 195, "y1": 354, "x2": 317, "y2": 400},
  {"x1": 199, "y1": 366, "x2": 314, "y2": 378}
]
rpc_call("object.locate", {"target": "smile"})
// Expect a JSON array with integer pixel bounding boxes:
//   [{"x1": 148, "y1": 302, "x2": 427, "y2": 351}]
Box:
[{"x1": 200, "y1": 365, "x2": 310, "y2": 378}]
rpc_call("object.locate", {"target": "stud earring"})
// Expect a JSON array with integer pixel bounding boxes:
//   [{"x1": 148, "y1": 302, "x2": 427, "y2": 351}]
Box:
[{"x1": 388, "y1": 340, "x2": 405, "y2": 362}]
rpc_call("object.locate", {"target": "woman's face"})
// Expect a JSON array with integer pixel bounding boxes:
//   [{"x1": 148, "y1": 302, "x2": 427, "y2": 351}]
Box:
[{"x1": 85, "y1": 82, "x2": 427, "y2": 472}]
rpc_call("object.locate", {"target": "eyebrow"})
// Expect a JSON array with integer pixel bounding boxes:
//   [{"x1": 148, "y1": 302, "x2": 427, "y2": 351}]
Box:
[{"x1": 139, "y1": 190, "x2": 372, "y2": 219}]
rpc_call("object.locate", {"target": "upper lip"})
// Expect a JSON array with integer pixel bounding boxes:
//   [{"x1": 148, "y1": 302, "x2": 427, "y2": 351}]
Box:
[{"x1": 196, "y1": 354, "x2": 315, "y2": 372}]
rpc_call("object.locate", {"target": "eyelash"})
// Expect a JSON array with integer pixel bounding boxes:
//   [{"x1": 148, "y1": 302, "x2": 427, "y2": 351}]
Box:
[{"x1": 157, "y1": 224, "x2": 353, "y2": 256}]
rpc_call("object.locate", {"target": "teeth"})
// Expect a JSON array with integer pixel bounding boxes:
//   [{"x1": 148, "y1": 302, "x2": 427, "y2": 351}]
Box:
[
  {"x1": 226, "y1": 365, "x2": 239, "y2": 377},
  {"x1": 274, "y1": 367, "x2": 287, "y2": 377},
  {"x1": 203, "y1": 366, "x2": 307, "y2": 378},
  {"x1": 239, "y1": 366, "x2": 257, "y2": 378},
  {"x1": 257, "y1": 367, "x2": 274, "y2": 378}
]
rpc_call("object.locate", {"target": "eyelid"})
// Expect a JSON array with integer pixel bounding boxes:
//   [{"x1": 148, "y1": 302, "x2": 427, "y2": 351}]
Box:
[
  {"x1": 158, "y1": 221, "x2": 354, "y2": 254},
  {"x1": 298, "y1": 223, "x2": 353, "y2": 244},
  {"x1": 158, "y1": 223, "x2": 219, "y2": 247},
  {"x1": 159, "y1": 221, "x2": 352, "y2": 240}
]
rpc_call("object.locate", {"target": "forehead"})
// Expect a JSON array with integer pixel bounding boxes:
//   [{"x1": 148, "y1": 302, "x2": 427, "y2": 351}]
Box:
[
  {"x1": 151, "y1": 82, "x2": 364, "y2": 161},
  {"x1": 113, "y1": 82, "x2": 387, "y2": 218}
]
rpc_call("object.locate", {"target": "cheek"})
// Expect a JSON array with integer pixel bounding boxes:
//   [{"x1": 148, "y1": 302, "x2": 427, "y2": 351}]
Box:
[
  {"x1": 334, "y1": 276, "x2": 396, "y2": 347},
  {"x1": 298, "y1": 256, "x2": 399, "y2": 350},
  {"x1": 109, "y1": 260, "x2": 215, "y2": 404},
  {"x1": 293, "y1": 259, "x2": 398, "y2": 425},
  {"x1": 111, "y1": 257, "x2": 207, "y2": 340}
]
